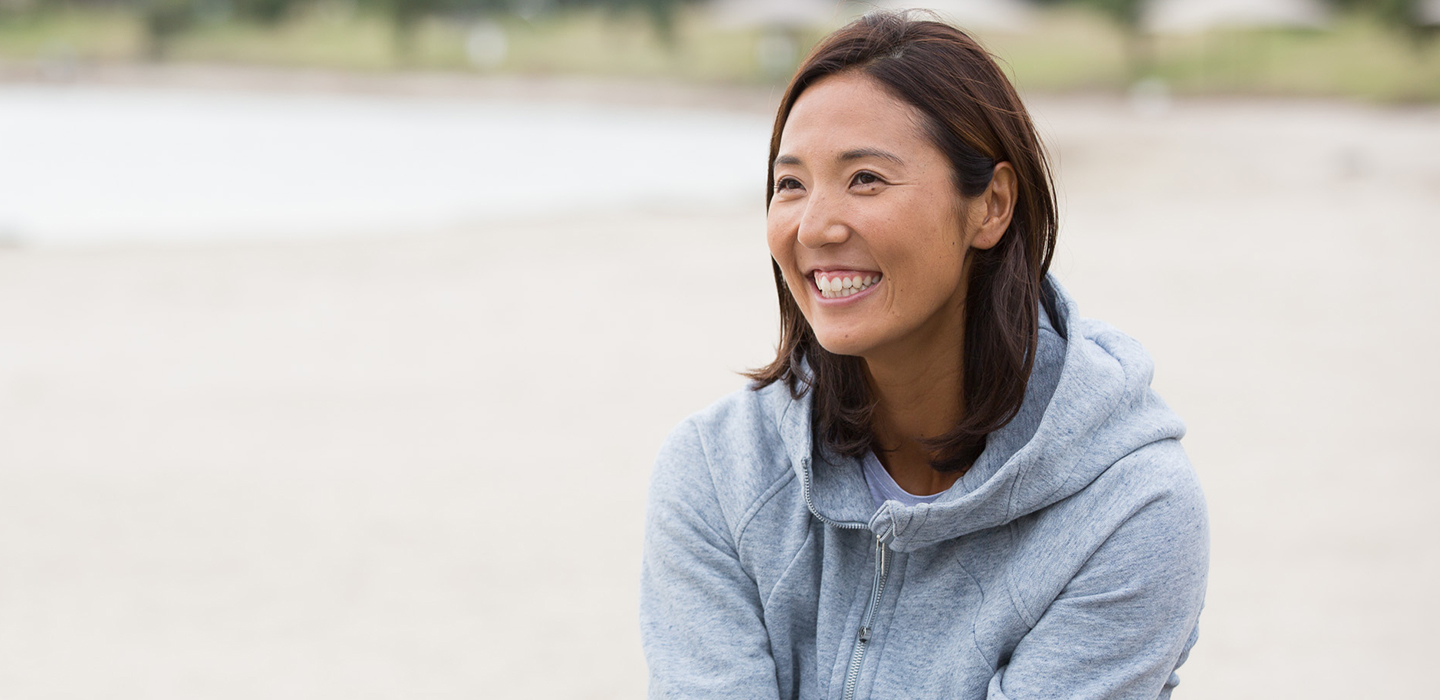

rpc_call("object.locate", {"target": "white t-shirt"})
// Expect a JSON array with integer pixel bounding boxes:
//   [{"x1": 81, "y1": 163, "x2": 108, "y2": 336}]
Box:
[{"x1": 860, "y1": 450, "x2": 951, "y2": 508}]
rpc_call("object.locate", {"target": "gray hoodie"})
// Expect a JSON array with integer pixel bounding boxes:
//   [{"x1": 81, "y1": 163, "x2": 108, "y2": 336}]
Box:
[{"x1": 640, "y1": 278, "x2": 1208, "y2": 699}]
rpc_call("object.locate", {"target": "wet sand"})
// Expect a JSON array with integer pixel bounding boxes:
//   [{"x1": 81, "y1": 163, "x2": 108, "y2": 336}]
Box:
[{"x1": 0, "y1": 75, "x2": 1436, "y2": 698}]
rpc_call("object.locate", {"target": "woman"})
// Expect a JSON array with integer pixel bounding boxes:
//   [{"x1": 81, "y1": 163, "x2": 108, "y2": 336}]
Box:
[{"x1": 640, "y1": 12, "x2": 1208, "y2": 700}]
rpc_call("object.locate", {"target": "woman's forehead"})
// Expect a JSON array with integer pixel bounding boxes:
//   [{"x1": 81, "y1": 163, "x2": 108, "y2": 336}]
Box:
[{"x1": 778, "y1": 73, "x2": 931, "y2": 162}]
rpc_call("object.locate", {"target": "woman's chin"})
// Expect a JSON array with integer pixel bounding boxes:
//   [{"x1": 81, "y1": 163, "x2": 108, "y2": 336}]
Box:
[{"x1": 812, "y1": 332, "x2": 875, "y2": 359}]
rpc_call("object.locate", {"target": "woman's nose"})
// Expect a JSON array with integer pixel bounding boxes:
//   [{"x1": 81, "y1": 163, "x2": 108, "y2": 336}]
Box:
[{"x1": 795, "y1": 190, "x2": 850, "y2": 249}]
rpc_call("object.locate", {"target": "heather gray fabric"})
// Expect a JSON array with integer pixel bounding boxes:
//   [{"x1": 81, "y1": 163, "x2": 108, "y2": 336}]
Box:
[{"x1": 639, "y1": 277, "x2": 1209, "y2": 700}]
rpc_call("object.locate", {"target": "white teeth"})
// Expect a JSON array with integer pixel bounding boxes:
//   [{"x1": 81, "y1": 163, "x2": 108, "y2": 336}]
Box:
[{"x1": 815, "y1": 272, "x2": 880, "y2": 298}]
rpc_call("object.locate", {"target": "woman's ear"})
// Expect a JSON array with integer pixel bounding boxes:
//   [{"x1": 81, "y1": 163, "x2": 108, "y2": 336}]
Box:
[{"x1": 969, "y1": 161, "x2": 1016, "y2": 251}]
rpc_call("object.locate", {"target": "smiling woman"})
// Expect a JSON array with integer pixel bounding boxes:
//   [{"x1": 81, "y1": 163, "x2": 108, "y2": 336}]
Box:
[
  {"x1": 760, "y1": 65, "x2": 1037, "y2": 490},
  {"x1": 640, "y1": 11, "x2": 1208, "y2": 700}
]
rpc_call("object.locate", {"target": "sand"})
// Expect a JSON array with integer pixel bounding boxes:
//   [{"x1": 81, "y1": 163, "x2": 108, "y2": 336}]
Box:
[{"x1": 0, "y1": 73, "x2": 1436, "y2": 698}]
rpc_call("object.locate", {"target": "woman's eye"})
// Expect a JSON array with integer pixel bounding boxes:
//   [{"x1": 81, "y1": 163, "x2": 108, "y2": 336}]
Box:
[
  {"x1": 776, "y1": 177, "x2": 803, "y2": 192},
  {"x1": 851, "y1": 171, "x2": 883, "y2": 187}
]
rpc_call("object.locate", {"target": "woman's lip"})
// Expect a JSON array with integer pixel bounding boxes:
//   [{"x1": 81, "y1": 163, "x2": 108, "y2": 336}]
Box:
[
  {"x1": 807, "y1": 267, "x2": 881, "y2": 276},
  {"x1": 808, "y1": 273, "x2": 882, "y2": 305}
]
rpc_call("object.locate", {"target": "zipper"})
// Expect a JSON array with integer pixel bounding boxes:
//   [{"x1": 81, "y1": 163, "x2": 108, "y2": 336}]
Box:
[
  {"x1": 799, "y1": 455, "x2": 870, "y2": 533},
  {"x1": 797, "y1": 457, "x2": 891, "y2": 700},
  {"x1": 841, "y1": 536, "x2": 889, "y2": 700}
]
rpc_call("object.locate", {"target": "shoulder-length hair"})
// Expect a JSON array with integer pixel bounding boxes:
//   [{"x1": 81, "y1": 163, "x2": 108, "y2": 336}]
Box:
[{"x1": 747, "y1": 11, "x2": 1059, "y2": 473}]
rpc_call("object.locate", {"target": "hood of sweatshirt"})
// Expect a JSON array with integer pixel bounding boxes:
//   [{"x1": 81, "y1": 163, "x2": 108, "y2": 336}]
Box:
[{"x1": 772, "y1": 275, "x2": 1187, "y2": 553}]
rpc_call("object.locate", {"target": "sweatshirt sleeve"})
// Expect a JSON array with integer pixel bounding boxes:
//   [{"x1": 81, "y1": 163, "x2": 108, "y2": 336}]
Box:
[
  {"x1": 987, "y1": 467, "x2": 1210, "y2": 700},
  {"x1": 639, "y1": 419, "x2": 783, "y2": 700}
]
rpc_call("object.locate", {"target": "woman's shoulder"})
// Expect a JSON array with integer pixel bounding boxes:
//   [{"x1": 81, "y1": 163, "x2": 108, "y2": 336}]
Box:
[
  {"x1": 1020, "y1": 436, "x2": 1207, "y2": 584},
  {"x1": 685, "y1": 378, "x2": 792, "y2": 441},
  {"x1": 649, "y1": 381, "x2": 802, "y2": 535},
  {"x1": 1069, "y1": 437, "x2": 1207, "y2": 538}
]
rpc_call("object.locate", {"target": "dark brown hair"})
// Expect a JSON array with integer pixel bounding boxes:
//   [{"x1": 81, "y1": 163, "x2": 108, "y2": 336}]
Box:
[{"x1": 747, "y1": 10, "x2": 1059, "y2": 473}]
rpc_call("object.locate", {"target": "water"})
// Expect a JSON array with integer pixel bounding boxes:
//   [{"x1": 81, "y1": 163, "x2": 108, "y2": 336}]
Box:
[{"x1": 0, "y1": 85, "x2": 772, "y2": 246}]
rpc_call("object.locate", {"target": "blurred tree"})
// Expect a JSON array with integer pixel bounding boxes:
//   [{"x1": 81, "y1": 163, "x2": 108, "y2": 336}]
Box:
[
  {"x1": 1034, "y1": 0, "x2": 1152, "y2": 74},
  {"x1": 384, "y1": 0, "x2": 520, "y2": 60},
  {"x1": 139, "y1": 0, "x2": 302, "y2": 58},
  {"x1": 235, "y1": 0, "x2": 294, "y2": 24},
  {"x1": 1074, "y1": 0, "x2": 1146, "y2": 28},
  {"x1": 546, "y1": 0, "x2": 702, "y2": 43},
  {"x1": 22, "y1": 0, "x2": 707, "y2": 64},
  {"x1": 141, "y1": 0, "x2": 195, "y2": 58},
  {"x1": 1325, "y1": 0, "x2": 1433, "y2": 45},
  {"x1": 377, "y1": 0, "x2": 701, "y2": 61}
]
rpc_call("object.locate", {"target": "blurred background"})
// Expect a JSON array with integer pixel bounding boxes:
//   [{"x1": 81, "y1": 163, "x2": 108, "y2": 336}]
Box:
[
  {"x1": 3, "y1": 0, "x2": 1440, "y2": 97},
  {"x1": 0, "y1": 0, "x2": 1436, "y2": 698}
]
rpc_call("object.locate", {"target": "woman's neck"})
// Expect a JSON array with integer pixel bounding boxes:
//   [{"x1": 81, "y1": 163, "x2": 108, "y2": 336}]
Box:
[{"x1": 863, "y1": 338, "x2": 966, "y2": 497}]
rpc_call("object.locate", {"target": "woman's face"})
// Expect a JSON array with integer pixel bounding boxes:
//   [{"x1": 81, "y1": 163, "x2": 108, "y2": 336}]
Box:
[{"x1": 768, "y1": 71, "x2": 1006, "y2": 361}]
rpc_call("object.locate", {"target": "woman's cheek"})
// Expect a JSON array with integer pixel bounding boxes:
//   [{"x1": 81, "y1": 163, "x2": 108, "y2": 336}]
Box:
[
  {"x1": 765, "y1": 214, "x2": 794, "y2": 264},
  {"x1": 766, "y1": 218, "x2": 804, "y2": 293}
]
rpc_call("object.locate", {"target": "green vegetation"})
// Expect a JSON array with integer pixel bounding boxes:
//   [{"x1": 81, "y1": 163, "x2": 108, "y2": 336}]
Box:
[
  {"x1": 0, "y1": 1, "x2": 1436, "y2": 102},
  {"x1": 989, "y1": 6, "x2": 1440, "y2": 101}
]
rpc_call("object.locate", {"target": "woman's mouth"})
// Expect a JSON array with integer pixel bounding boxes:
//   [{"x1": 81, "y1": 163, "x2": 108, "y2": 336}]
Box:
[{"x1": 812, "y1": 270, "x2": 882, "y2": 299}]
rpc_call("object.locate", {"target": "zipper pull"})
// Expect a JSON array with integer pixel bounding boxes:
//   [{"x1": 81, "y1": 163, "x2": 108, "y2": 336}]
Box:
[{"x1": 858, "y1": 626, "x2": 871, "y2": 643}]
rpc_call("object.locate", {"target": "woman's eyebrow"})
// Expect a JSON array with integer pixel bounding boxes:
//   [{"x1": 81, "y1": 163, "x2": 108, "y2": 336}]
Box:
[
  {"x1": 774, "y1": 148, "x2": 905, "y2": 168},
  {"x1": 838, "y1": 148, "x2": 905, "y2": 165}
]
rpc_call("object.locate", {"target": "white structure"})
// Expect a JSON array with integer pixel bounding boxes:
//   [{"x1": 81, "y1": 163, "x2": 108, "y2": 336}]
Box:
[
  {"x1": 1422, "y1": 0, "x2": 1440, "y2": 26},
  {"x1": 1144, "y1": 0, "x2": 1329, "y2": 33},
  {"x1": 873, "y1": 0, "x2": 1035, "y2": 32}
]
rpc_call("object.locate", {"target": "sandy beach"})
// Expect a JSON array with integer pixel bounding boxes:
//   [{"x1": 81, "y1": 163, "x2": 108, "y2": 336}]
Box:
[{"x1": 0, "y1": 71, "x2": 1436, "y2": 697}]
